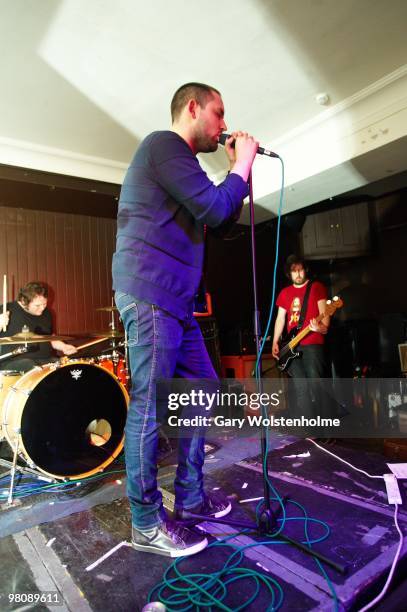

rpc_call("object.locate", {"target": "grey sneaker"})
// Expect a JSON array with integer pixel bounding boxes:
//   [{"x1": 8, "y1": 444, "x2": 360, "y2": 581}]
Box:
[
  {"x1": 175, "y1": 491, "x2": 232, "y2": 520},
  {"x1": 131, "y1": 517, "x2": 208, "y2": 557}
]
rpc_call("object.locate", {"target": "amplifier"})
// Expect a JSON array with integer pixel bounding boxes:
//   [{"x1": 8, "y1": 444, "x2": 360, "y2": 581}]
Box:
[{"x1": 197, "y1": 317, "x2": 222, "y2": 375}]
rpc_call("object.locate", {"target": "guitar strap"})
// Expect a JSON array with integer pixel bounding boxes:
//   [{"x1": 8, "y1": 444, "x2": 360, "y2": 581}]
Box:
[{"x1": 297, "y1": 280, "x2": 313, "y2": 331}]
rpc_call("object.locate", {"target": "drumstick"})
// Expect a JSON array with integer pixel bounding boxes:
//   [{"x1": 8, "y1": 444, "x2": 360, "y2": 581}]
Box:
[
  {"x1": 2, "y1": 274, "x2": 6, "y2": 332},
  {"x1": 75, "y1": 337, "x2": 110, "y2": 351}
]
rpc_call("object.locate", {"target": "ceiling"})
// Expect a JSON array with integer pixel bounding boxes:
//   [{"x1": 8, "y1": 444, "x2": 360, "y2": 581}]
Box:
[{"x1": 1, "y1": 0, "x2": 407, "y2": 223}]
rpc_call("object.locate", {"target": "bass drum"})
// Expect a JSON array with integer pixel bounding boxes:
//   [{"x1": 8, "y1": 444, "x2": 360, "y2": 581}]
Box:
[
  {"x1": 1, "y1": 360, "x2": 128, "y2": 480},
  {"x1": 0, "y1": 371, "x2": 23, "y2": 440}
]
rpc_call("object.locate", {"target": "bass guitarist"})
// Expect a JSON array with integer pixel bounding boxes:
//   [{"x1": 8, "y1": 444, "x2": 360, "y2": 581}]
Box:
[{"x1": 272, "y1": 255, "x2": 330, "y2": 418}]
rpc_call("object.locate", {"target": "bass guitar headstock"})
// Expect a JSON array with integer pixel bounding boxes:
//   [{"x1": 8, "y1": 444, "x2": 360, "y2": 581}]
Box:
[{"x1": 324, "y1": 296, "x2": 344, "y2": 316}]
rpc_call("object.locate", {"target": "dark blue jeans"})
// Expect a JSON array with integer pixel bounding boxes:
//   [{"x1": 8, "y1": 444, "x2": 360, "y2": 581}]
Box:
[{"x1": 115, "y1": 292, "x2": 217, "y2": 530}]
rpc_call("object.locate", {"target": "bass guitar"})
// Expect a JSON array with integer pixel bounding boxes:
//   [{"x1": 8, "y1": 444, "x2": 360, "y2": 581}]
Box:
[{"x1": 277, "y1": 296, "x2": 343, "y2": 371}]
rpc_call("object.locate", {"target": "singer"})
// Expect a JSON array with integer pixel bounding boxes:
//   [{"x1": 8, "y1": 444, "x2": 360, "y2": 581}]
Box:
[{"x1": 112, "y1": 82, "x2": 258, "y2": 557}]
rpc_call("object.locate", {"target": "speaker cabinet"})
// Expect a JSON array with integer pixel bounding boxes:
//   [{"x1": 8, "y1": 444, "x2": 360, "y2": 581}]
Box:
[
  {"x1": 197, "y1": 317, "x2": 222, "y2": 375},
  {"x1": 398, "y1": 343, "x2": 407, "y2": 373}
]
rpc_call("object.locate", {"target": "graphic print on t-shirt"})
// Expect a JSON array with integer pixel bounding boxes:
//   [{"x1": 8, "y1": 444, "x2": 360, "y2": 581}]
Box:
[{"x1": 288, "y1": 296, "x2": 301, "y2": 326}]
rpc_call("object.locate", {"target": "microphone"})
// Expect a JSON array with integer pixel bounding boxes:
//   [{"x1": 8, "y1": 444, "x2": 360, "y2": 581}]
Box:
[{"x1": 218, "y1": 133, "x2": 279, "y2": 158}]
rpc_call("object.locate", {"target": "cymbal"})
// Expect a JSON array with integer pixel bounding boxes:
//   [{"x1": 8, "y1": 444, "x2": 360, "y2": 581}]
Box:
[
  {"x1": 0, "y1": 333, "x2": 73, "y2": 345},
  {"x1": 96, "y1": 306, "x2": 118, "y2": 312},
  {"x1": 88, "y1": 330, "x2": 124, "y2": 338}
]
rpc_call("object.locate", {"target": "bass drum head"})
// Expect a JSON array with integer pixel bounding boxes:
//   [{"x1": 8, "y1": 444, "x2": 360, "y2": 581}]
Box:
[{"x1": 19, "y1": 362, "x2": 128, "y2": 479}]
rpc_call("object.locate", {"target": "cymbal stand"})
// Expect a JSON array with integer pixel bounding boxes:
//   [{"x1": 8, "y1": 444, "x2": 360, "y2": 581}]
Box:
[
  {"x1": 111, "y1": 347, "x2": 121, "y2": 377},
  {"x1": 123, "y1": 328, "x2": 131, "y2": 388},
  {"x1": 7, "y1": 429, "x2": 20, "y2": 504},
  {"x1": 108, "y1": 302, "x2": 120, "y2": 377},
  {"x1": 115, "y1": 311, "x2": 130, "y2": 389},
  {"x1": 109, "y1": 300, "x2": 116, "y2": 336}
]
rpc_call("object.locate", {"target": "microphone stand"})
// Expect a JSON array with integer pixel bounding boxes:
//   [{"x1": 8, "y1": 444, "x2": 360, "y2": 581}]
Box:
[
  {"x1": 247, "y1": 171, "x2": 278, "y2": 532},
  {"x1": 181, "y1": 172, "x2": 345, "y2": 574}
]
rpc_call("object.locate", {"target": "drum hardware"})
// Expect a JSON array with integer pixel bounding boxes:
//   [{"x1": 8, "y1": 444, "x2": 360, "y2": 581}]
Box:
[
  {"x1": 96, "y1": 299, "x2": 120, "y2": 334},
  {"x1": 5, "y1": 426, "x2": 23, "y2": 505},
  {"x1": 110, "y1": 350, "x2": 121, "y2": 377},
  {"x1": 2, "y1": 273, "x2": 7, "y2": 332},
  {"x1": 0, "y1": 456, "x2": 50, "y2": 479},
  {"x1": 111, "y1": 350, "x2": 121, "y2": 366},
  {"x1": 91, "y1": 337, "x2": 129, "y2": 384},
  {"x1": 44, "y1": 361, "x2": 59, "y2": 371},
  {"x1": 124, "y1": 328, "x2": 131, "y2": 389},
  {"x1": 0, "y1": 345, "x2": 28, "y2": 362},
  {"x1": 94, "y1": 299, "x2": 124, "y2": 342},
  {"x1": 96, "y1": 306, "x2": 118, "y2": 312},
  {"x1": 100, "y1": 344, "x2": 122, "y2": 354},
  {"x1": 97, "y1": 351, "x2": 128, "y2": 387},
  {"x1": 93, "y1": 298, "x2": 130, "y2": 386},
  {"x1": 0, "y1": 418, "x2": 55, "y2": 505}
]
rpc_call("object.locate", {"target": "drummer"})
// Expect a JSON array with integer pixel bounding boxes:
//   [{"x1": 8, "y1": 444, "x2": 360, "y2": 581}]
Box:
[{"x1": 0, "y1": 281, "x2": 77, "y2": 371}]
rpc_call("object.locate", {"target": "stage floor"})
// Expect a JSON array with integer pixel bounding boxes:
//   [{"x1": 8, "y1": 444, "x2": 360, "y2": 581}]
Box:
[{"x1": 0, "y1": 434, "x2": 406, "y2": 611}]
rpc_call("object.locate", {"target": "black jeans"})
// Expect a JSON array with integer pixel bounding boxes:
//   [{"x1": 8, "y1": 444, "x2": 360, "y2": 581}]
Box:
[{"x1": 287, "y1": 345, "x2": 326, "y2": 419}]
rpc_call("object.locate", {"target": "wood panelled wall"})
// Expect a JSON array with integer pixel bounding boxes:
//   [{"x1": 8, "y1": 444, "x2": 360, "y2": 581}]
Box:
[{"x1": 0, "y1": 206, "x2": 117, "y2": 334}]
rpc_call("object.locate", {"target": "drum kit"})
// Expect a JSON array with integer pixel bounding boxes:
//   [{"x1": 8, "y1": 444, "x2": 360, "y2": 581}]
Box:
[{"x1": 0, "y1": 305, "x2": 130, "y2": 503}]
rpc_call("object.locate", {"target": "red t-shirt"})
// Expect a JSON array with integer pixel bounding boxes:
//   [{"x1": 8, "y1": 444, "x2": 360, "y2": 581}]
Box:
[{"x1": 276, "y1": 280, "x2": 327, "y2": 345}]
